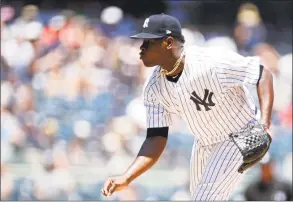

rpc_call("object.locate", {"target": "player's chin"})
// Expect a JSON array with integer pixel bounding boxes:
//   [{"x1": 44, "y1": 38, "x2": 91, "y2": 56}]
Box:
[
  {"x1": 141, "y1": 59, "x2": 156, "y2": 67},
  {"x1": 144, "y1": 63, "x2": 155, "y2": 68}
]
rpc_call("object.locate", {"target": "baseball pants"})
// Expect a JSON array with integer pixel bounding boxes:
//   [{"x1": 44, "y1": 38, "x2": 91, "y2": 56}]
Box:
[{"x1": 190, "y1": 139, "x2": 244, "y2": 201}]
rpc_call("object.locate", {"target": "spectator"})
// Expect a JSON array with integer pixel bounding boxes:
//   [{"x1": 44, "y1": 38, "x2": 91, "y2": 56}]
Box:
[{"x1": 233, "y1": 3, "x2": 267, "y2": 56}]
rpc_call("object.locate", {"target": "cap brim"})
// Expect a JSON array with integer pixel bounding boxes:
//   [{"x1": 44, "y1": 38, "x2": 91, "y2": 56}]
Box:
[{"x1": 130, "y1": 32, "x2": 164, "y2": 39}]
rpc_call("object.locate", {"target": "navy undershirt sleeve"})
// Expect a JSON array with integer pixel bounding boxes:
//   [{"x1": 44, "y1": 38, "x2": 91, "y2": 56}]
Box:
[{"x1": 146, "y1": 127, "x2": 169, "y2": 139}]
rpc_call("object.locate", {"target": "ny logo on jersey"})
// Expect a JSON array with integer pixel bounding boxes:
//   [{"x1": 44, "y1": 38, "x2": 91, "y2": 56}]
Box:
[
  {"x1": 190, "y1": 89, "x2": 215, "y2": 111},
  {"x1": 143, "y1": 18, "x2": 149, "y2": 28}
]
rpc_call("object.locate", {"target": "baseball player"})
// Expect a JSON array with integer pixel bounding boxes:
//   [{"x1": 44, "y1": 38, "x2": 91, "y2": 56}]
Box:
[{"x1": 101, "y1": 14, "x2": 274, "y2": 200}]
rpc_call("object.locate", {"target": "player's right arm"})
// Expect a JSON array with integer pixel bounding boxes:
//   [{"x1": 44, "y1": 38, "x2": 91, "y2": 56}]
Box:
[
  {"x1": 101, "y1": 76, "x2": 172, "y2": 197},
  {"x1": 123, "y1": 127, "x2": 169, "y2": 181},
  {"x1": 101, "y1": 129, "x2": 168, "y2": 197}
]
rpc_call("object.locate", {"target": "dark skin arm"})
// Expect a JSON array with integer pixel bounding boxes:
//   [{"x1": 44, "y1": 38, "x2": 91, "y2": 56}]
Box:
[
  {"x1": 257, "y1": 66, "x2": 274, "y2": 135},
  {"x1": 101, "y1": 136, "x2": 167, "y2": 197}
]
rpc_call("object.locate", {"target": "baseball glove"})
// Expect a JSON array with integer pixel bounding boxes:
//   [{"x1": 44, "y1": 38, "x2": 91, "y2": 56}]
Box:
[{"x1": 229, "y1": 123, "x2": 272, "y2": 173}]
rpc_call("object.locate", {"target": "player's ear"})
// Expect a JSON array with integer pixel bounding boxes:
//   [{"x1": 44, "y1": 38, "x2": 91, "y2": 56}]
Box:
[{"x1": 163, "y1": 36, "x2": 174, "y2": 50}]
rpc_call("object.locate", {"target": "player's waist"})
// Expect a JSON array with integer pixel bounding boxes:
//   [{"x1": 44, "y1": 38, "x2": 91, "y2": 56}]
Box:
[{"x1": 194, "y1": 119, "x2": 259, "y2": 146}]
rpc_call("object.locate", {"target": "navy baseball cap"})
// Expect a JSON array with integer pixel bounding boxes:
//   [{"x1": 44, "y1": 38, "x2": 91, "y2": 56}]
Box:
[{"x1": 130, "y1": 13, "x2": 183, "y2": 39}]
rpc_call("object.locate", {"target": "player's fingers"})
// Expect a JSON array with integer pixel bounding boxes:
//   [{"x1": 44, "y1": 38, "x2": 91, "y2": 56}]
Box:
[
  {"x1": 107, "y1": 180, "x2": 117, "y2": 197},
  {"x1": 101, "y1": 188, "x2": 107, "y2": 197},
  {"x1": 102, "y1": 179, "x2": 112, "y2": 194}
]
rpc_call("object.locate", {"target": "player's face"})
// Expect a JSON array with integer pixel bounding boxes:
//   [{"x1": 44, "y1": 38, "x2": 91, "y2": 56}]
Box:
[{"x1": 139, "y1": 38, "x2": 166, "y2": 67}]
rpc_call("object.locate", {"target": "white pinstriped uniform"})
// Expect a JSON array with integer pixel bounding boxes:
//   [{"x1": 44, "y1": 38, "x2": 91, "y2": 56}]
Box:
[{"x1": 143, "y1": 46, "x2": 262, "y2": 200}]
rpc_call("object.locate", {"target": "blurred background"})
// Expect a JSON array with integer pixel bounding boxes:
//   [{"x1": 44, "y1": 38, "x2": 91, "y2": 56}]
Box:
[{"x1": 1, "y1": 0, "x2": 292, "y2": 200}]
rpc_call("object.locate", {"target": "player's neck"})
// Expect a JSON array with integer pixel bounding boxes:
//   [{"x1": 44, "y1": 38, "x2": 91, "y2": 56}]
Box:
[{"x1": 161, "y1": 47, "x2": 185, "y2": 77}]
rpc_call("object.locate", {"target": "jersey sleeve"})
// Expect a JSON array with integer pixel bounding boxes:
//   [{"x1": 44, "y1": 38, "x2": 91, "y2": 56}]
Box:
[
  {"x1": 144, "y1": 83, "x2": 172, "y2": 128},
  {"x1": 214, "y1": 49, "x2": 262, "y2": 89}
]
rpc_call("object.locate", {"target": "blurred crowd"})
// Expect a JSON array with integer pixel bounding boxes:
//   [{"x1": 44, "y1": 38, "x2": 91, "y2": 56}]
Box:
[{"x1": 1, "y1": 2, "x2": 292, "y2": 201}]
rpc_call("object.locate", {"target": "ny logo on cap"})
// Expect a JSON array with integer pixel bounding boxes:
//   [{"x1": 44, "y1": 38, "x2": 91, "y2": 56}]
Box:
[{"x1": 143, "y1": 18, "x2": 149, "y2": 28}]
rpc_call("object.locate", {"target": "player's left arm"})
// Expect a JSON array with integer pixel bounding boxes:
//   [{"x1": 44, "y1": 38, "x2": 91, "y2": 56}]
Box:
[{"x1": 256, "y1": 65, "x2": 274, "y2": 129}]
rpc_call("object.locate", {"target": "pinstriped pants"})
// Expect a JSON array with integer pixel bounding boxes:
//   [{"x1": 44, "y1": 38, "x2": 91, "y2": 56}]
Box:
[{"x1": 190, "y1": 139, "x2": 244, "y2": 201}]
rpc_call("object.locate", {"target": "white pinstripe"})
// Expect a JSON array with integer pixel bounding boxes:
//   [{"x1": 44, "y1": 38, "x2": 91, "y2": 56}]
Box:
[{"x1": 143, "y1": 46, "x2": 262, "y2": 200}]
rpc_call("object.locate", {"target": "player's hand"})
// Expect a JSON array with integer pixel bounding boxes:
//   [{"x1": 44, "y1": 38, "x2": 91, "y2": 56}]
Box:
[
  {"x1": 263, "y1": 124, "x2": 272, "y2": 142},
  {"x1": 101, "y1": 175, "x2": 130, "y2": 197}
]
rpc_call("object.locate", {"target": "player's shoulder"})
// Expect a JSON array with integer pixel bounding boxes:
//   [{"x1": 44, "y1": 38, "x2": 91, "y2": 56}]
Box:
[
  {"x1": 146, "y1": 65, "x2": 161, "y2": 83},
  {"x1": 143, "y1": 66, "x2": 161, "y2": 92},
  {"x1": 185, "y1": 45, "x2": 202, "y2": 56},
  {"x1": 185, "y1": 45, "x2": 234, "y2": 60},
  {"x1": 199, "y1": 46, "x2": 250, "y2": 64},
  {"x1": 187, "y1": 45, "x2": 238, "y2": 57},
  {"x1": 203, "y1": 46, "x2": 262, "y2": 69},
  {"x1": 206, "y1": 46, "x2": 261, "y2": 64}
]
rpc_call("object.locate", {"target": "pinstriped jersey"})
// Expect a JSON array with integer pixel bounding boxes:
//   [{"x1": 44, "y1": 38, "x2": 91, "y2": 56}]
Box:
[{"x1": 143, "y1": 46, "x2": 262, "y2": 146}]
